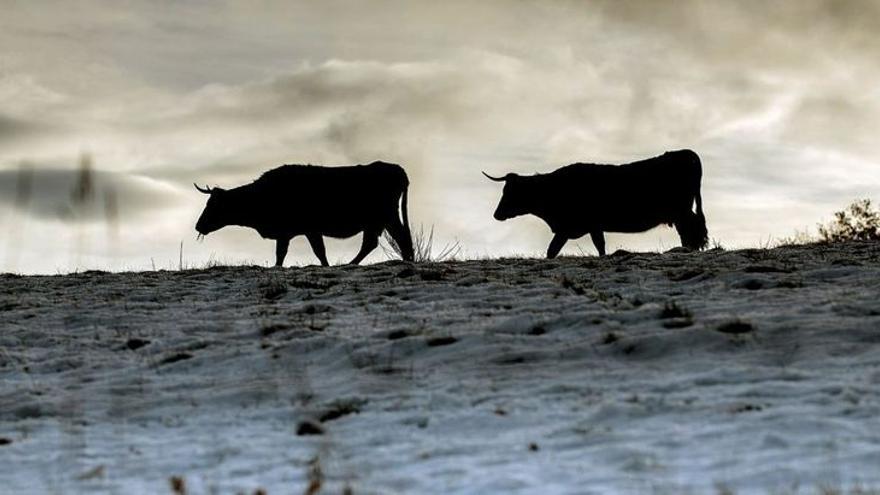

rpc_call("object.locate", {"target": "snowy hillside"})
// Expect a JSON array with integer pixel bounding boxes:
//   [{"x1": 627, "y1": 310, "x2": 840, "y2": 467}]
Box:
[{"x1": 2, "y1": 242, "x2": 880, "y2": 494}]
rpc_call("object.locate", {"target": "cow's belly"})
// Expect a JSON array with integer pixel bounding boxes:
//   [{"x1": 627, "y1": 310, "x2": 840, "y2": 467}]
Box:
[
  {"x1": 591, "y1": 207, "x2": 670, "y2": 233},
  {"x1": 602, "y1": 218, "x2": 665, "y2": 233},
  {"x1": 552, "y1": 213, "x2": 664, "y2": 238},
  {"x1": 275, "y1": 194, "x2": 397, "y2": 239},
  {"x1": 303, "y1": 212, "x2": 384, "y2": 239},
  {"x1": 319, "y1": 225, "x2": 366, "y2": 239},
  {"x1": 584, "y1": 196, "x2": 678, "y2": 233}
]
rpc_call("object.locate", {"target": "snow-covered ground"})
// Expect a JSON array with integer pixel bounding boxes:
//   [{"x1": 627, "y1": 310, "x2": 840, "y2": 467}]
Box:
[{"x1": 3, "y1": 242, "x2": 880, "y2": 494}]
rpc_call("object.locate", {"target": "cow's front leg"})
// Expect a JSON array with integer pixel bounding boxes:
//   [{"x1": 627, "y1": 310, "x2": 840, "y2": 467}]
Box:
[
  {"x1": 307, "y1": 234, "x2": 329, "y2": 267},
  {"x1": 547, "y1": 233, "x2": 568, "y2": 259},
  {"x1": 349, "y1": 230, "x2": 379, "y2": 265},
  {"x1": 590, "y1": 230, "x2": 606, "y2": 257},
  {"x1": 275, "y1": 237, "x2": 291, "y2": 267}
]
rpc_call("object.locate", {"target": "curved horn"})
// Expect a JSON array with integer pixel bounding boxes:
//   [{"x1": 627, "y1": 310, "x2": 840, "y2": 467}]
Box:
[
  {"x1": 482, "y1": 171, "x2": 507, "y2": 182},
  {"x1": 194, "y1": 183, "x2": 212, "y2": 194}
]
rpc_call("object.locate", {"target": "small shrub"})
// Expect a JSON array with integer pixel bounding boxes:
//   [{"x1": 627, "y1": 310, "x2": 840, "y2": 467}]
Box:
[
  {"x1": 818, "y1": 199, "x2": 880, "y2": 243},
  {"x1": 660, "y1": 301, "x2": 695, "y2": 328},
  {"x1": 159, "y1": 352, "x2": 193, "y2": 365},
  {"x1": 124, "y1": 338, "x2": 151, "y2": 351},
  {"x1": 305, "y1": 456, "x2": 323, "y2": 495},
  {"x1": 319, "y1": 398, "x2": 366, "y2": 423},
  {"x1": 169, "y1": 476, "x2": 187, "y2": 495},
  {"x1": 387, "y1": 329, "x2": 409, "y2": 340},
  {"x1": 296, "y1": 420, "x2": 325, "y2": 436},
  {"x1": 259, "y1": 324, "x2": 289, "y2": 337},
  {"x1": 258, "y1": 276, "x2": 287, "y2": 300},
  {"x1": 558, "y1": 274, "x2": 586, "y2": 295},
  {"x1": 601, "y1": 331, "x2": 619, "y2": 344},
  {"x1": 528, "y1": 326, "x2": 546, "y2": 336},
  {"x1": 660, "y1": 301, "x2": 691, "y2": 319},
  {"x1": 426, "y1": 335, "x2": 458, "y2": 347},
  {"x1": 716, "y1": 320, "x2": 754, "y2": 334}
]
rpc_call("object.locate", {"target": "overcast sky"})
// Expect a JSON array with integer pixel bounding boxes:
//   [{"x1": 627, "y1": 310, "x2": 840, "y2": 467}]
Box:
[{"x1": 1, "y1": 1, "x2": 879, "y2": 273}]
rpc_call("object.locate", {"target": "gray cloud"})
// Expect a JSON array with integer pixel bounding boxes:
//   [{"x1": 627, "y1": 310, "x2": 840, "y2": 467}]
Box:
[
  {"x1": 138, "y1": 54, "x2": 532, "y2": 192},
  {"x1": 0, "y1": 114, "x2": 49, "y2": 144},
  {"x1": 0, "y1": 167, "x2": 187, "y2": 222}
]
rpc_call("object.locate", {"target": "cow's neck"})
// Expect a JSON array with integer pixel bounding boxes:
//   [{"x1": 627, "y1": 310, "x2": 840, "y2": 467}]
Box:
[
  {"x1": 224, "y1": 186, "x2": 265, "y2": 232},
  {"x1": 528, "y1": 181, "x2": 564, "y2": 231},
  {"x1": 532, "y1": 205, "x2": 564, "y2": 233}
]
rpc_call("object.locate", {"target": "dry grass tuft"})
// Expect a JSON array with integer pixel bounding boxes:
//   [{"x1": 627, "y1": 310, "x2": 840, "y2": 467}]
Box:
[{"x1": 382, "y1": 224, "x2": 461, "y2": 263}]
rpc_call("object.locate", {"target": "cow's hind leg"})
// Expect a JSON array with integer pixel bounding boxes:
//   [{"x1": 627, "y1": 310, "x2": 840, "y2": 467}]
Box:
[
  {"x1": 547, "y1": 233, "x2": 568, "y2": 259},
  {"x1": 307, "y1": 234, "x2": 329, "y2": 266},
  {"x1": 674, "y1": 212, "x2": 709, "y2": 251},
  {"x1": 275, "y1": 237, "x2": 291, "y2": 267},
  {"x1": 385, "y1": 217, "x2": 414, "y2": 262},
  {"x1": 590, "y1": 230, "x2": 606, "y2": 257},
  {"x1": 349, "y1": 229, "x2": 380, "y2": 265}
]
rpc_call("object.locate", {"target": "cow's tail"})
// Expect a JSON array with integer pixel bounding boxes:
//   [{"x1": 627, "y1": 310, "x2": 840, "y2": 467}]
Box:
[
  {"x1": 690, "y1": 153, "x2": 709, "y2": 250},
  {"x1": 675, "y1": 150, "x2": 709, "y2": 250},
  {"x1": 401, "y1": 182, "x2": 411, "y2": 236},
  {"x1": 399, "y1": 175, "x2": 415, "y2": 262}
]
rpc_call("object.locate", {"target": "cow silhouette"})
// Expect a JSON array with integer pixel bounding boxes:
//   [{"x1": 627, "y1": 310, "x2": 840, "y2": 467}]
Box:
[
  {"x1": 484, "y1": 149, "x2": 708, "y2": 258},
  {"x1": 195, "y1": 161, "x2": 414, "y2": 266}
]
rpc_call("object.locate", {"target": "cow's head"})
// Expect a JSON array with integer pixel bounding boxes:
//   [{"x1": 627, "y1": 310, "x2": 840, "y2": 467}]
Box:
[
  {"x1": 194, "y1": 183, "x2": 229, "y2": 236},
  {"x1": 483, "y1": 172, "x2": 530, "y2": 221}
]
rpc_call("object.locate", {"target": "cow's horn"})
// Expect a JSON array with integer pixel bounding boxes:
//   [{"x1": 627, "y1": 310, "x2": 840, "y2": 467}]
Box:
[
  {"x1": 194, "y1": 183, "x2": 212, "y2": 194},
  {"x1": 482, "y1": 171, "x2": 507, "y2": 182}
]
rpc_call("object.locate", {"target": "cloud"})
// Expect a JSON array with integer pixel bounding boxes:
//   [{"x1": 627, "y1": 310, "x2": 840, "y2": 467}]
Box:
[
  {"x1": 0, "y1": 114, "x2": 43, "y2": 144},
  {"x1": 780, "y1": 94, "x2": 880, "y2": 162},
  {"x1": 135, "y1": 54, "x2": 534, "y2": 190},
  {"x1": 0, "y1": 166, "x2": 187, "y2": 223}
]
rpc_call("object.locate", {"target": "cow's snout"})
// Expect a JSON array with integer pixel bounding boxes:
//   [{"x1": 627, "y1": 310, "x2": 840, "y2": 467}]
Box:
[
  {"x1": 493, "y1": 208, "x2": 508, "y2": 221},
  {"x1": 195, "y1": 216, "x2": 218, "y2": 236}
]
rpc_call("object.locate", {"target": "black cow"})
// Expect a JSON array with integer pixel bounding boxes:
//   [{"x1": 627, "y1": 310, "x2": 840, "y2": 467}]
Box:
[
  {"x1": 195, "y1": 161, "x2": 414, "y2": 266},
  {"x1": 484, "y1": 149, "x2": 708, "y2": 258}
]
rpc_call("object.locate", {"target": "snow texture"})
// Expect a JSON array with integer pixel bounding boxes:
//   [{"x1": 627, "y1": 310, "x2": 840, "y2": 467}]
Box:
[{"x1": 2, "y1": 242, "x2": 880, "y2": 494}]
